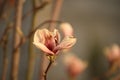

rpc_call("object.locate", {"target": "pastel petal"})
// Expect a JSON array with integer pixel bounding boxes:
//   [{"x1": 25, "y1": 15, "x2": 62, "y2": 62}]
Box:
[
  {"x1": 33, "y1": 42, "x2": 54, "y2": 55},
  {"x1": 33, "y1": 29, "x2": 51, "y2": 44},
  {"x1": 34, "y1": 29, "x2": 45, "y2": 43},
  {"x1": 54, "y1": 36, "x2": 76, "y2": 51}
]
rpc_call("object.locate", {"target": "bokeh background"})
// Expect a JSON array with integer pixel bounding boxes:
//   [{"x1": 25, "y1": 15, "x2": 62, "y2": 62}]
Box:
[{"x1": 0, "y1": 0, "x2": 120, "y2": 80}]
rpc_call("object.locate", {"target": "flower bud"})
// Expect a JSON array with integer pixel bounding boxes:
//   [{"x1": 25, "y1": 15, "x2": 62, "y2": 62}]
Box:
[
  {"x1": 60, "y1": 23, "x2": 73, "y2": 37},
  {"x1": 63, "y1": 54, "x2": 87, "y2": 77}
]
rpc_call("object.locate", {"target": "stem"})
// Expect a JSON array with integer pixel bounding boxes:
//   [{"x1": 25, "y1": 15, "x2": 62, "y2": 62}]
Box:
[
  {"x1": 44, "y1": 59, "x2": 53, "y2": 80},
  {"x1": 0, "y1": 23, "x2": 13, "y2": 45},
  {"x1": 11, "y1": 0, "x2": 23, "y2": 80},
  {"x1": 2, "y1": 32, "x2": 9, "y2": 80},
  {"x1": 0, "y1": 0, "x2": 8, "y2": 19}
]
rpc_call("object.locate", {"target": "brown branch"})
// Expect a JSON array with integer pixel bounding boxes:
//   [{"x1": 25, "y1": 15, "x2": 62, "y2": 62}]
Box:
[
  {"x1": 49, "y1": 0, "x2": 63, "y2": 31},
  {"x1": 44, "y1": 60, "x2": 53, "y2": 80},
  {"x1": 10, "y1": 0, "x2": 24, "y2": 80},
  {"x1": 0, "y1": 0, "x2": 8, "y2": 19},
  {"x1": 0, "y1": 23, "x2": 13, "y2": 45},
  {"x1": 1, "y1": 27, "x2": 9, "y2": 80}
]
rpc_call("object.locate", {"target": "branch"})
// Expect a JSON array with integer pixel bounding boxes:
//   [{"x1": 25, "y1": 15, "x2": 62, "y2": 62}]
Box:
[
  {"x1": 49, "y1": 0, "x2": 63, "y2": 31},
  {"x1": 43, "y1": 56, "x2": 54, "y2": 80},
  {"x1": 1, "y1": 27, "x2": 9, "y2": 80},
  {"x1": 0, "y1": 23, "x2": 13, "y2": 45},
  {"x1": 10, "y1": 0, "x2": 24, "y2": 80},
  {"x1": 0, "y1": 0, "x2": 8, "y2": 19}
]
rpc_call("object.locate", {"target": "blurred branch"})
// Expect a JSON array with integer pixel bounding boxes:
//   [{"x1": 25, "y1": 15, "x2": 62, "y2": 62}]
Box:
[
  {"x1": 0, "y1": 23, "x2": 13, "y2": 45},
  {"x1": 49, "y1": 0, "x2": 63, "y2": 31},
  {"x1": 1, "y1": 23, "x2": 10, "y2": 80},
  {"x1": 44, "y1": 59, "x2": 53, "y2": 80},
  {"x1": 10, "y1": 0, "x2": 24, "y2": 80},
  {"x1": 0, "y1": 0, "x2": 8, "y2": 19}
]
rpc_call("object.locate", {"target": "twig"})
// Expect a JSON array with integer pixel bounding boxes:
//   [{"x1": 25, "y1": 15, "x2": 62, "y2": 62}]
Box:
[
  {"x1": 49, "y1": 0, "x2": 63, "y2": 31},
  {"x1": 0, "y1": 23, "x2": 13, "y2": 45},
  {"x1": 10, "y1": 0, "x2": 23, "y2": 80},
  {"x1": 0, "y1": 0, "x2": 8, "y2": 19},
  {"x1": 1, "y1": 28, "x2": 9, "y2": 80},
  {"x1": 44, "y1": 58, "x2": 53, "y2": 80}
]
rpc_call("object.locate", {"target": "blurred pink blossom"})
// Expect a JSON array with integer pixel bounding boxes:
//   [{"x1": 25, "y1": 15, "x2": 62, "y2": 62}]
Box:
[
  {"x1": 63, "y1": 54, "x2": 87, "y2": 77},
  {"x1": 104, "y1": 44, "x2": 120, "y2": 63},
  {"x1": 60, "y1": 23, "x2": 73, "y2": 37},
  {"x1": 33, "y1": 28, "x2": 76, "y2": 55}
]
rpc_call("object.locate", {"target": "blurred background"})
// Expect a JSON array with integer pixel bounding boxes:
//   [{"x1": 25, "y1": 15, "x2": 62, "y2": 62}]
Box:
[{"x1": 0, "y1": 0, "x2": 120, "y2": 80}]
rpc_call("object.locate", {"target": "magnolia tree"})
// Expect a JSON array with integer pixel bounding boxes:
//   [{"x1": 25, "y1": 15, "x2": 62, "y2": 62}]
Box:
[{"x1": 0, "y1": 0, "x2": 120, "y2": 80}]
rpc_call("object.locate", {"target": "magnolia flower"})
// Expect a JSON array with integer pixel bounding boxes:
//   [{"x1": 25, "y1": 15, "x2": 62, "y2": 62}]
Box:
[
  {"x1": 60, "y1": 22, "x2": 73, "y2": 37},
  {"x1": 63, "y1": 54, "x2": 87, "y2": 77},
  {"x1": 33, "y1": 28, "x2": 76, "y2": 55},
  {"x1": 104, "y1": 44, "x2": 120, "y2": 63}
]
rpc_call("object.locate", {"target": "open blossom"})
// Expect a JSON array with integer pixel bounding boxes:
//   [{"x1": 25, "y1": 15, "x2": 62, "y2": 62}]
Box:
[
  {"x1": 60, "y1": 22, "x2": 73, "y2": 37},
  {"x1": 104, "y1": 44, "x2": 120, "y2": 63},
  {"x1": 33, "y1": 28, "x2": 76, "y2": 55},
  {"x1": 63, "y1": 54, "x2": 87, "y2": 77}
]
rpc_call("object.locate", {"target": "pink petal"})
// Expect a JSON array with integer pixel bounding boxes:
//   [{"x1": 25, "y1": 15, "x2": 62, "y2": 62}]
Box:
[
  {"x1": 33, "y1": 29, "x2": 51, "y2": 44},
  {"x1": 33, "y1": 42, "x2": 54, "y2": 55},
  {"x1": 33, "y1": 29, "x2": 45, "y2": 44},
  {"x1": 54, "y1": 36, "x2": 76, "y2": 51}
]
